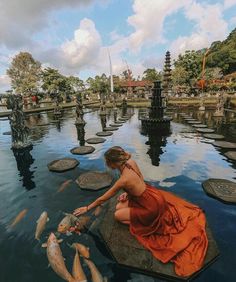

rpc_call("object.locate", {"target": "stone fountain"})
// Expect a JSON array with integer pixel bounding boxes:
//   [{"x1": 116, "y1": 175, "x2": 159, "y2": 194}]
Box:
[
  {"x1": 6, "y1": 94, "x2": 32, "y2": 149},
  {"x1": 141, "y1": 81, "x2": 172, "y2": 133}
]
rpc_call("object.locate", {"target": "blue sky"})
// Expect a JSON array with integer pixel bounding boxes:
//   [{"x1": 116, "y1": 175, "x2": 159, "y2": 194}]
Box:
[{"x1": 0, "y1": 0, "x2": 235, "y2": 91}]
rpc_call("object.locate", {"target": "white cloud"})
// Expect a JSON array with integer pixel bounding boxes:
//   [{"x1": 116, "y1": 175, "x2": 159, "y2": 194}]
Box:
[
  {"x1": 0, "y1": 75, "x2": 10, "y2": 91},
  {"x1": 127, "y1": 0, "x2": 190, "y2": 51},
  {"x1": 170, "y1": 2, "x2": 228, "y2": 57},
  {"x1": 61, "y1": 18, "x2": 102, "y2": 69},
  {"x1": 0, "y1": 0, "x2": 96, "y2": 48},
  {"x1": 224, "y1": 0, "x2": 236, "y2": 9}
]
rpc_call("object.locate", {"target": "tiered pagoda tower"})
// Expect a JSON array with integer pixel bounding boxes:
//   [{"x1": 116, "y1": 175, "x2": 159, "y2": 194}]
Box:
[
  {"x1": 162, "y1": 51, "x2": 172, "y2": 96},
  {"x1": 141, "y1": 81, "x2": 172, "y2": 132}
]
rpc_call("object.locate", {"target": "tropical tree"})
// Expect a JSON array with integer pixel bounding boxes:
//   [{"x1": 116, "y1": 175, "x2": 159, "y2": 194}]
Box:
[
  {"x1": 41, "y1": 68, "x2": 66, "y2": 102},
  {"x1": 7, "y1": 52, "x2": 41, "y2": 96},
  {"x1": 142, "y1": 68, "x2": 162, "y2": 82},
  {"x1": 174, "y1": 50, "x2": 202, "y2": 87},
  {"x1": 172, "y1": 66, "x2": 189, "y2": 86}
]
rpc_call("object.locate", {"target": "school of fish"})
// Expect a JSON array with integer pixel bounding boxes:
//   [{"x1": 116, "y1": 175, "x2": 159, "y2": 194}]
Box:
[{"x1": 10, "y1": 179, "x2": 106, "y2": 281}]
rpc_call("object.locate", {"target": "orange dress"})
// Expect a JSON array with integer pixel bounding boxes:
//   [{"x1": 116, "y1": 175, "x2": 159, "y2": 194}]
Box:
[{"x1": 128, "y1": 183, "x2": 208, "y2": 277}]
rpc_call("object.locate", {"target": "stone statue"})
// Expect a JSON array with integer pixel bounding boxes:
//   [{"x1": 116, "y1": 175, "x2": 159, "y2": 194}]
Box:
[
  {"x1": 6, "y1": 94, "x2": 32, "y2": 149},
  {"x1": 213, "y1": 93, "x2": 224, "y2": 117},
  {"x1": 199, "y1": 96, "x2": 205, "y2": 111},
  {"x1": 76, "y1": 124, "x2": 85, "y2": 146},
  {"x1": 75, "y1": 93, "x2": 86, "y2": 125},
  {"x1": 121, "y1": 98, "x2": 128, "y2": 116}
]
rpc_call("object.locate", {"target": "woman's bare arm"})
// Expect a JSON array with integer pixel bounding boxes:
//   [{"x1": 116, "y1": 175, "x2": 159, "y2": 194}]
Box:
[{"x1": 73, "y1": 178, "x2": 125, "y2": 216}]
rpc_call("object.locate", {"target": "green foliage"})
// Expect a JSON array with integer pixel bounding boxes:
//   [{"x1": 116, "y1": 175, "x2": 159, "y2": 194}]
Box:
[
  {"x1": 172, "y1": 66, "x2": 189, "y2": 86},
  {"x1": 41, "y1": 68, "x2": 72, "y2": 101},
  {"x1": 174, "y1": 50, "x2": 202, "y2": 86},
  {"x1": 86, "y1": 74, "x2": 109, "y2": 94},
  {"x1": 7, "y1": 52, "x2": 41, "y2": 96},
  {"x1": 207, "y1": 28, "x2": 236, "y2": 74},
  {"x1": 142, "y1": 68, "x2": 162, "y2": 82}
]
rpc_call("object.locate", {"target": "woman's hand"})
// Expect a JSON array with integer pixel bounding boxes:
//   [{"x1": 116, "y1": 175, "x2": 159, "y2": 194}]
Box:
[
  {"x1": 73, "y1": 206, "x2": 88, "y2": 216},
  {"x1": 117, "y1": 192, "x2": 128, "y2": 202}
]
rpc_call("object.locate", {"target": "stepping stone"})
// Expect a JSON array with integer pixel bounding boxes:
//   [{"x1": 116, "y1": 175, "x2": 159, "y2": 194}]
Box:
[
  {"x1": 48, "y1": 158, "x2": 79, "y2": 172},
  {"x1": 109, "y1": 123, "x2": 122, "y2": 127},
  {"x1": 3, "y1": 131, "x2": 11, "y2": 135},
  {"x1": 119, "y1": 118, "x2": 128, "y2": 121},
  {"x1": 76, "y1": 171, "x2": 113, "y2": 190},
  {"x1": 188, "y1": 121, "x2": 201, "y2": 124},
  {"x1": 115, "y1": 120, "x2": 125, "y2": 124},
  {"x1": 86, "y1": 137, "x2": 106, "y2": 144},
  {"x1": 99, "y1": 193, "x2": 219, "y2": 281},
  {"x1": 70, "y1": 146, "x2": 95, "y2": 155},
  {"x1": 213, "y1": 141, "x2": 236, "y2": 149},
  {"x1": 192, "y1": 124, "x2": 207, "y2": 128},
  {"x1": 96, "y1": 131, "x2": 113, "y2": 137},
  {"x1": 202, "y1": 178, "x2": 236, "y2": 204},
  {"x1": 103, "y1": 127, "x2": 118, "y2": 131},
  {"x1": 224, "y1": 151, "x2": 236, "y2": 161},
  {"x1": 196, "y1": 128, "x2": 215, "y2": 133},
  {"x1": 203, "y1": 134, "x2": 224, "y2": 140},
  {"x1": 0, "y1": 118, "x2": 9, "y2": 121},
  {"x1": 185, "y1": 118, "x2": 196, "y2": 121}
]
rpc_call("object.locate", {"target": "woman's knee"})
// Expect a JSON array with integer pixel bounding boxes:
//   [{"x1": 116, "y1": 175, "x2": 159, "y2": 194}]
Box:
[{"x1": 114, "y1": 210, "x2": 121, "y2": 221}]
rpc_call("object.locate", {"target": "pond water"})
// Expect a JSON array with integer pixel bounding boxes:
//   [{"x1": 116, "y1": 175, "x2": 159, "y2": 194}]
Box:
[{"x1": 0, "y1": 108, "x2": 236, "y2": 282}]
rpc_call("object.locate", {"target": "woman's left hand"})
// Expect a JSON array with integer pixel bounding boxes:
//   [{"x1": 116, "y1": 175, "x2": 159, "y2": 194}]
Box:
[{"x1": 73, "y1": 206, "x2": 88, "y2": 216}]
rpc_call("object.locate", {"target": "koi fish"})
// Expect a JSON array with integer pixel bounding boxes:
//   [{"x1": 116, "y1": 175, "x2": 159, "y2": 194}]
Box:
[
  {"x1": 35, "y1": 211, "x2": 49, "y2": 240},
  {"x1": 84, "y1": 258, "x2": 103, "y2": 282},
  {"x1": 10, "y1": 209, "x2": 28, "y2": 228},
  {"x1": 71, "y1": 243, "x2": 90, "y2": 259},
  {"x1": 57, "y1": 213, "x2": 90, "y2": 234},
  {"x1": 47, "y1": 233, "x2": 75, "y2": 282},
  {"x1": 72, "y1": 249, "x2": 87, "y2": 282},
  {"x1": 57, "y1": 180, "x2": 73, "y2": 193}
]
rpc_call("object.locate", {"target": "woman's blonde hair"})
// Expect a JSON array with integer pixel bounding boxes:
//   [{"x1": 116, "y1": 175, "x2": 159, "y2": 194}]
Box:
[{"x1": 104, "y1": 146, "x2": 131, "y2": 166}]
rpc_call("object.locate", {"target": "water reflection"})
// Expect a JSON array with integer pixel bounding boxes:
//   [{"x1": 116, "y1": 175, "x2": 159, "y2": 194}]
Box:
[
  {"x1": 12, "y1": 146, "x2": 35, "y2": 190},
  {"x1": 76, "y1": 124, "x2": 86, "y2": 146},
  {"x1": 100, "y1": 115, "x2": 107, "y2": 131}
]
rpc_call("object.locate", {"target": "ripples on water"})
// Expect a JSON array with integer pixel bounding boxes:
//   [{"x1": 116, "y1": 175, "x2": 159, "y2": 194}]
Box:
[{"x1": 0, "y1": 108, "x2": 235, "y2": 282}]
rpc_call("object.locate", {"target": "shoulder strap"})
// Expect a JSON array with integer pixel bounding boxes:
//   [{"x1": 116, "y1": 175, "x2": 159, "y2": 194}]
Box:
[{"x1": 124, "y1": 163, "x2": 142, "y2": 179}]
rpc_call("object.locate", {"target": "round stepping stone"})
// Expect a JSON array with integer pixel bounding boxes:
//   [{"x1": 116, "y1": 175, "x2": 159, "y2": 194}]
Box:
[
  {"x1": 188, "y1": 121, "x2": 201, "y2": 124},
  {"x1": 3, "y1": 131, "x2": 11, "y2": 135},
  {"x1": 185, "y1": 118, "x2": 196, "y2": 121},
  {"x1": 109, "y1": 123, "x2": 122, "y2": 127},
  {"x1": 96, "y1": 131, "x2": 113, "y2": 137},
  {"x1": 86, "y1": 137, "x2": 106, "y2": 144},
  {"x1": 37, "y1": 123, "x2": 50, "y2": 126},
  {"x1": 76, "y1": 171, "x2": 113, "y2": 190},
  {"x1": 70, "y1": 146, "x2": 95, "y2": 155},
  {"x1": 203, "y1": 134, "x2": 224, "y2": 140},
  {"x1": 202, "y1": 178, "x2": 236, "y2": 204},
  {"x1": 118, "y1": 118, "x2": 128, "y2": 121},
  {"x1": 48, "y1": 158, "x2": 79, "y2": 172},
  {"x1": 224, "y1": 151, "x2": 236, "y2": 161},
  {"x1": 213, "y1": 141, "x2": 236, "y2": 149},
  {"x1": 103, "y1": 127, "x2": 118, "y2": 131},
  {"x1": 192, "y1": 124, "x2": 207, "y2": 128},
  {"x1": 196, "y1": 128, "x2": 215, "y2": 133}
]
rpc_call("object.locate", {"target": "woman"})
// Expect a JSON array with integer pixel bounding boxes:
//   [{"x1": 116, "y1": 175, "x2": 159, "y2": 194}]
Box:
[{"x1": 73, "y1": 146, "x2": 208, "y2": 277}]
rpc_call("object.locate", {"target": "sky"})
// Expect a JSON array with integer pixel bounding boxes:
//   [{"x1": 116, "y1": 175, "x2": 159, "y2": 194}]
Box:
[{"x1": 0, "y1": 0, "x2": 236, "y2": 92}]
